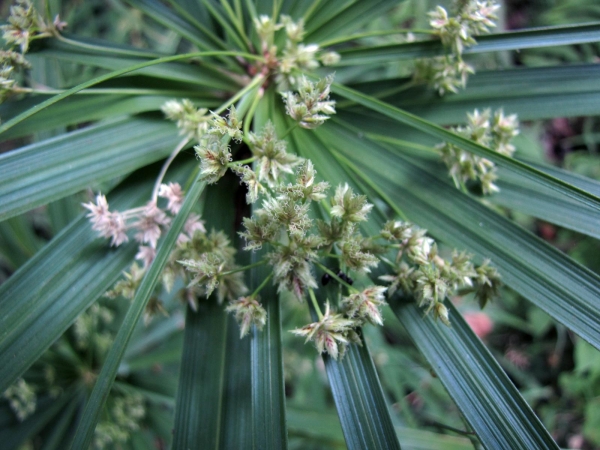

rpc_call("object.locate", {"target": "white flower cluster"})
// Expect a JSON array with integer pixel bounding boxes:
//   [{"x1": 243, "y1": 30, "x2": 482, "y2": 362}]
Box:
[
  {"x1": 282, "y1": 74, "x2": 336, "y2": 129},
  {"x1": 93, "y1": 393, "x2": 146, "y2": 450},
  {"x1": 3, "y1": 377, "x2": 36, "y2": 421},
  {"x1": 0, "y1": 0, "x2": 66, "y2": 104},
  {"x1": 438, "y1": 108, "x2": 519, "y2": 194},
  {"x1": 414, "y1": 0, "x2": 500, "y2": 95},
  {"x1": 379, "y1": 220, "x2": 501, "y2": 324},
  {"x1": 252, "y1": 14, "x2": 340, "y2": 91}
]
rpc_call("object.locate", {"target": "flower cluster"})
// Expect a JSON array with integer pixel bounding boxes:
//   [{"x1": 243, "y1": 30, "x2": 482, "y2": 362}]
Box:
[
  {"x1": 438, "y1": 108, "x2": 519, "y2": 194},
  {"x1": 252, "y1": 14, "x2": 339, "y2": 91},
  {"x1": 195, "y1": 106, "x2": 242, "y2": 183},
  {"x1": 93, "y1": 393, "x2": 146, "y2": 450},
  {"x1": 161, "y1": 99, "x2": 210, "y2": 140},
  {"x1": 2, "y1": 377, "x2": 36, "y2": 421},
  {"x1": 0, "y1": 0, "x2": 66, "y2": 104},
  {"x1": 225, "y1": 296, "x2": 268, "y2": 338},
  {"x1": 292, "y1": 302, "x2": 361, "y2": 360},
  {"x1": 73, "y1": 302, "x2": 115, "y2": 355},
  {"x1": 282, "y1": 74, "x2": 336, "y2": 129},
  {"x1": 414, "y1": 0, "x2": 500, "y2": 95},
  {"x1": 379, "y1": 220, "x2": 501, "y2": 324}
]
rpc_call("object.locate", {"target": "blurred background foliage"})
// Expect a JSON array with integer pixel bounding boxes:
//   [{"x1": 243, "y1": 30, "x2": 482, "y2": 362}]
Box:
[{"x1": 1, "y1": 0, "x2": 600, "y2": 449}]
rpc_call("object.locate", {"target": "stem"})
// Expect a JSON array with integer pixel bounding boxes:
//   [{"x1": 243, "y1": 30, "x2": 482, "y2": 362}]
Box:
[
  {"x1": 319, "y1": 29, "x2": 437, "y2": 47},
  {"x1": 214, "y1": 73, "x2": 265, "y2": 115},
  {"x1": 337, "y1": 81, "x2": 416, "y2": 109},
  {"x1": 221, "y1": 259, "x2": 267, "y2": 277},
  {"x1": 308, "y1": 288, "x2": 324, "y2": 320},
  {"x1": 243, "y1": 87, "x2": 264, "y2": 137},
  {"x1": 280, "y1": 122, "x2": 298, "y2": 139},
  {"x1": 15, "y1": 86, "x2": 214, "y2": 97},
  {"x1": 152, "y1": 137, "x2": 191, "y2": 203},
  {"x1": 55, "y1": 33, "x2": 163, "y2": 58},
  {"x1": 303, "y1": 0, "x2": 322, "y2": 22},
  {"x1": 229, "y1": 156, "x2": 257, "y2": 166},
  {"x1": 252, "y1": 272, "x2": 274, "y2": 297},
  {"x1": 314, "y1": 261, "x2": 357, "y2": 293}
]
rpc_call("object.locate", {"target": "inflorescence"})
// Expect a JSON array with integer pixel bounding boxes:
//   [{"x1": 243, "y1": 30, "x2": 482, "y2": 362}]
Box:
[
  {"x1": 414, "y1": 0, "x2": 500, "y2": 95},
  {"x1": 438, "y1": 108, "x2": 519, "y2": 194},
  {"x1": 81, "y1": 16, "x2": 502, "y2": 361},
  {"x1": 0, "y1": 0, "x2": 66, "y2": 106}
]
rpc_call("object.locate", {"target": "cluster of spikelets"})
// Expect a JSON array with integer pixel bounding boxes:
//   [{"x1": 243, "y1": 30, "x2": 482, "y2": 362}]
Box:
[
  {"x1": 253, "y1": 14, "x2": 339, "y2": 91},
  {"x1": 438, "y1": 108, "x2": 519, "y2": 194},
  {"x1": 414, "y1": 0, "x2": 500, "y2": 95},
  {"x1": 0, "y1": 0, "x2": 66, "y2": 104},
  {"x1": 84, "y1": 72, "x2": 503, "y2": 360},
  {"x1": 378, "y1": 221, "x2": 502, "y2": 325}
]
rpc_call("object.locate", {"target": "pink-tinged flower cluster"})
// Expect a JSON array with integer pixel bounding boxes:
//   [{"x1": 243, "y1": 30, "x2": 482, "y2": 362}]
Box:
[
  {"x1": 83, "y1": 182, "x2": 190, "y2": 267},
  {"x1": 83, "y1": 194, "x2": 128, "y2": 247},
  {"x1": 133, "y1": 202, "x2": 171, "y2": 249},
  {"x1": 158, "y1": 182, "x2": 184, "y2": 214}
]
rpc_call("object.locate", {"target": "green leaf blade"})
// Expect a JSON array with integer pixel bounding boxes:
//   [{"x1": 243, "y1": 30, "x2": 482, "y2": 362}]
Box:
[{"x1": 392, "y1": 300, "x2": 559, "y2": 450}]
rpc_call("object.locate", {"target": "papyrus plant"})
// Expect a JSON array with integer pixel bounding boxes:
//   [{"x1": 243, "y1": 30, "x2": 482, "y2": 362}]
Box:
[{"x1": 1, "y1": 0, "x2": 600, "y2": 448}]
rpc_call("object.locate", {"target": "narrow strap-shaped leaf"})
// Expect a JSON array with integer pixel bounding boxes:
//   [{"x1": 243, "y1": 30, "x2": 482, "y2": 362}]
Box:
[
  {"x1": 331, "y1": 82, "x2": 600, "y2": 213},
  {"x1": 494, "y1": 167, "x2": 600, "y2": 239},
  {"x1": 125, "y1": 0, "x2": 223, "y2": 50},
  {"x1": 0, "y1": 118, "x2": 180, "y2": 221},
  {"x1": 318, "y1": 123, "x2": 600, "y2": 350},
  {"x1": 335, "y1": 22, "x2": 600, "y2": 65},
  {"x1": 324, "y1": 337, "x2": 402, "y2": 450},
  {"x1": 38, "y1": 45, "x2": 237, "y2": 90},
  {"x1": 171, "y1": 303, "x2": 230, "y2": 449},
  {"x1": 70, "y1": 173, "x2": 206, "y2": 449},
  {"x1": 172, "y1": 177, "x2": 253, "y2": 449},
  {"x1": 391, "y1": 299, "x2": 559, "y2": 450},
  {"x1": 0, "y1": 50, "x2": 260, "y2": 135},
  {"x1": 250, "y1": 265, "x2": 288, "y2": 449},
  {"x1": 0, "y1": 94, "x2": 215, "y2": 141},
  {"x1": 344, "y1": 64, "x2": 600, "y2": 125},
  {"x1": 305, "y1": 0, "x2": 396, "y2": 43},
  {"x1": 384, "y1": 149, "x2": 600, "y2": 240}
]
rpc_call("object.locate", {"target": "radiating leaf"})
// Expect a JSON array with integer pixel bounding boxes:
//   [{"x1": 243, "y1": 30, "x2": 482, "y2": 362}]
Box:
[
  {"x1": 0, "y1": 118, "x2": 181, "y2": 221},
  {"x1": 391, "y1": 299, "x2": 558, "y2": 449},
  {"x1": 331, "y1": 82, "x2": 600, "y2": 213}
]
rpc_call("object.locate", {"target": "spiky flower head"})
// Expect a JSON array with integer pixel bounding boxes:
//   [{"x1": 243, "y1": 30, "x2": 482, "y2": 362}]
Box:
[
  {"x1": 474, "y1": 259, "x2": 502, "y2": 308},
  {"x1": 226, "y1": 296, "x2": 268, "y2": 337},
  {"x1": 291, "y1": 302, "x2": 360, "y2": 360},
  {"x1": 282, "y1": 74, "x2": 336, "y2": 129},
  {"x1": 209, "y1": 105, "x2": 243, "y2": 142},
  {"x1": 162, "y1": 99, "x2": 210, "y2": 139},
  {"x1": 249, "y1": 121, "x2": 300, "y2": 186},
  {"x1": 195, "y1": 135, "x2": 232, "y2": 184},
  {"x1": 341, "y1": 286, "x2": 388, "y2": 326},
  {"x1": 3, "y1": 378, "x2": 36, "y2": 421},
  {"x1": 82, "y1": 194, "x2": 128, "y2": 246},
  {"x1": 330, "y1": 183, "x2": 373, "y2": 223}
]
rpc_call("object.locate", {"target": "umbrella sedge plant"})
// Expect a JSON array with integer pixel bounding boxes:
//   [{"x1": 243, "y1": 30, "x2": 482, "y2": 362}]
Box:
[{"x1": 0, "y1": 0, "x2": 600, "y2": 448}]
